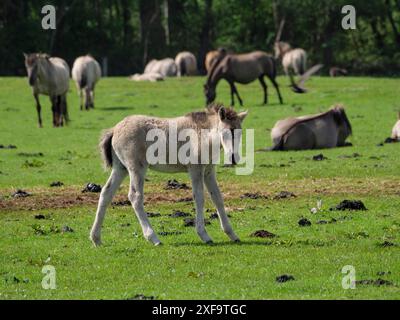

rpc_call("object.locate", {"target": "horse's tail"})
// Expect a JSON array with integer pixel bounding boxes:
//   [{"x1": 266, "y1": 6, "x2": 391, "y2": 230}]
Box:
[
  {"x1": 99, "y1": 129, "x2": 114, "y2": 168},
  {"x1": 298, "y1": 51, "x2": 307, "y2": 76},
  {"x1": 179, "y1": 59, "x2": 186, "y2": 76},
  {"x1": 79, "y1": 72, "x2": 87, "y2": 89}
]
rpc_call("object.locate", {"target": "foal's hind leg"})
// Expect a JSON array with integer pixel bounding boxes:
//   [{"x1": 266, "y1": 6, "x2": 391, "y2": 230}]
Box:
[
  {"x1": 90, "y1": 167, "x2": 127, "y2": 246},
  {"x1": 258, "y1": 76, "x2": 268, "y2": 105},
  {"x1": 128, "y1": 167, "x2": 161, "y2": 245},
  {"x1": 189, "y1": 166, "x2": 213, "y2": 244},
  {"x1": 204, "y1": 167, "x2": 239, "y2": 242}
]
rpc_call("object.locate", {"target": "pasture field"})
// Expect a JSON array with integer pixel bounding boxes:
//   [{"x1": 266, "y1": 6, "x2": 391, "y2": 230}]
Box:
[{"x1": 0, "y1": 76, "x2": 399, "y2": 299}]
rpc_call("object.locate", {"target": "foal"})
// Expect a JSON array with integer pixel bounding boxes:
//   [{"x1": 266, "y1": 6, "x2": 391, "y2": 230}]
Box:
[{"x1": 90, "y1": 104, "x2": 248, "y2": 246}]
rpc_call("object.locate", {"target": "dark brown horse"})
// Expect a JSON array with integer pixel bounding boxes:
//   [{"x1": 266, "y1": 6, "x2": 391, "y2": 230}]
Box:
[{"x1": 204, "y1": 51, "x2": 283, "y2": 106}]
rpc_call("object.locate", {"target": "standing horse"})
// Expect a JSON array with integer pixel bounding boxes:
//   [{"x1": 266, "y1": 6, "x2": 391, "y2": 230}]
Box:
[
  {"x1": 90, "y1": 104, "x2": 248, "y2": 246},
  {"x1": 204, "y1": 51, "x2": 283, "y2": 106},
  {"x1": 175, "y1": 51, "x2": 197, "y2": 76},
  {"x1": 205, "y1": 48, "x2": 227, "y2": 74},
  {"x1": 72, "y1": 55, "x2": 101, "y2": 110},
  {"x1": 24, "y1": 53, "x2": 69, "y2": 127},
  {"x1": 274, "y1": 41, "x2": 307, "y2": 89}
]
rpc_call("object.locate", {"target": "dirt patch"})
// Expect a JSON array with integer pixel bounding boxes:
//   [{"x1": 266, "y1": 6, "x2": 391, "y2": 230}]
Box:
[
  {"x1": 338, "y1": 153, "x2": 361, "y2": 159},
  {"x1": 50, "y1": 181, "x2": 64, "y2": 187},
  {"x1": 147, "y1": 212, "x2": 161, "y2": 217},
  {"x1": 17, "y1": 152, "x2": 44, "y2": 157},
  {"x1": 127, "y1": 294, "x2": 155, "y2": 300},
  {"x1": 0, "y1": 144, "x2": 17, "y2": 149},
  {"x1": 12, "y1": 190, "x2": 31, "y2": 198},
  {"x1": 183, "y1": 218, "x2": 210, "y2": 227},
  {"x1": 312, "y1": 154, "x2": 327, "y2": 161},
  {"x1": 250, "y1": 230, "x2": 276, "y2": 238},
  {"x1": 298, "y1": 218, "x2": 312, "y2": 227},
  {"x1": 177, "y1": 197, "x2": 193, "y2": 202},
  {"x1": 355, "y1": 279, "x2": 394, "y2": 286},
  {"x1": 378, "y1": 241, "x2": 396, "y2": 247},
  {"x1": 330, "y1": 200, "x2": 367, "y2": 211},
  {"x1": 61, "y1": 225, "x2": 74, "y2": 233},
  {"x1": 34, "y1": 214, "x2": 46, "y2": 220},
  {"x1": 164, "y1": 179, "x2": 190, "y2": 190},
  {"x1": 82, "y1": 183, "x2": 102, "y2": 193},
  {"x1": 240, "y1": 192, "x2": 268, "y2": 200},
  {"x1": 112, "y1": 200, "x2": 131, "y2": 207},
  {"x1": 158, "y1": 231, "x2": 183, "y2": 236},
  {"x1": 276, "y1": 275, "x2": 295, "y2": 283},
  {"x1": 274, "y1": 191, "x2": 296, "y2": 200},
  {"x1": 169, "y1": 210, "x2": 191, "y2": 218}
]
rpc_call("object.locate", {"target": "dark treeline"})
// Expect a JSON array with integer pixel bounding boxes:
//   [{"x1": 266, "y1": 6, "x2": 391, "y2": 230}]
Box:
[{"x1": 1, "y1": 0, "x2": 399, "y2": 76}]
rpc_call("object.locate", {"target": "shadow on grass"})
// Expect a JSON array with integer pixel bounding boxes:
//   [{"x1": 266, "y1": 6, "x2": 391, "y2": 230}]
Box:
[
  {"x1": 101, "y1": 106, "x2": 135, "y2": 111},
  {"x1": 172, "y1": 240, "x2": 274, "y2": 247}
]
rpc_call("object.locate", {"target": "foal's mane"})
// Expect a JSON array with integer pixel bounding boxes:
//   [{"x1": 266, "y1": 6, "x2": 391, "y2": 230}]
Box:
[{"x1": 186, "y1": 103, "x2": 238, "y2": 124}]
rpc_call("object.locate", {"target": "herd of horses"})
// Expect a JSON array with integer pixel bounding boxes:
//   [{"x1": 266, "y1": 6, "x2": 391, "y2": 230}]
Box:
[{"x1": 22, "y1": 48, "x2": 398, "y2": 246}]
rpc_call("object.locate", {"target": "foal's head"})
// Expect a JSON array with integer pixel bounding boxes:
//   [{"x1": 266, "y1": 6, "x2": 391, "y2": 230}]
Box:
[
  {"x1": 23, "y1": 53, "x2": 49, "y2": 86},
  {"x1": 210, "y1": 104, "x2": 248, "y2": 165}
]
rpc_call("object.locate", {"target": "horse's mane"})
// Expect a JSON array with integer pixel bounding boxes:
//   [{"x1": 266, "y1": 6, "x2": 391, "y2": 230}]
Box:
[
  {"x1": 186, "y1": 103, "x2": 238, "y2": 123},
  {"x1": 280, "y1": 105, "x2": 351, "y2": 138},
  {"x1": 206, "y1": 50, "x2": 228, "y2": 84}
]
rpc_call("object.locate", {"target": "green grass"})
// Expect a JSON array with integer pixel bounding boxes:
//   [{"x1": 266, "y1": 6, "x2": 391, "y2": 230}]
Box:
[{"x1": 0, "y1": 76, "x2": 399, "y2": 299}]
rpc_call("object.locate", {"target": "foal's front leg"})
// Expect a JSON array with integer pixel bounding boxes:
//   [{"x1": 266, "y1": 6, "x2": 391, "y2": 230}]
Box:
[
  {"x1": 189, "y1": 166, "x2": 213, "y2": 244},
  {"x1": 204, "y1": 167, "x2": 239, "y2": 242}
]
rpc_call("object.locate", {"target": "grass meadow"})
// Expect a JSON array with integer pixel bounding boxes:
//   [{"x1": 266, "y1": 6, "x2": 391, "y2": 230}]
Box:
[{"x1": 0, "y1": 76, "x2": 399, "y2": 299}]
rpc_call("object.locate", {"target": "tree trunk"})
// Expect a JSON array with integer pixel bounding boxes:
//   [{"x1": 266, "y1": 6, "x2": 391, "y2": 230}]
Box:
[
  {"x1": 198, "y1": 0, "x2": 213, "y2": 74},
  {"x1": 385, "y1": 0, "x2": 400, "y2": 48}
]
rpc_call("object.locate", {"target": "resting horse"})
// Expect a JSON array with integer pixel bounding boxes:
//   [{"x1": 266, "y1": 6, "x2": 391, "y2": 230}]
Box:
[
  {"x1": 90, "y1": 104, "x2": 248, "y2": 246},
  {"x1": 270, "y1": 105, "x2": 352, "y2": 150},
  {"x1": 144, "y1": 58, "x2": 177, "y2": 77},
  {"x1": 204, "y1": 51, "x2": 283, "y2": 106},
  {"x1": 175, "y1": 51, "x2": 197, "y2": 76},
  {"x1": 24, "y1": 53, "x2": 70, "y2": 127}
]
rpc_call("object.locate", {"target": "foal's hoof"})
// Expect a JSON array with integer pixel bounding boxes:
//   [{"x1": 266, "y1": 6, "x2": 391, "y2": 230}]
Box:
[
  {"x1": 233, "y1": 239, "x2": 241, "y2": 243},
  {"x1": 205, "y1": 240, "x2": 214, "y2": 245},
  {"x1": 154, "y1": 241, "x2": 162, "y2": 246}
]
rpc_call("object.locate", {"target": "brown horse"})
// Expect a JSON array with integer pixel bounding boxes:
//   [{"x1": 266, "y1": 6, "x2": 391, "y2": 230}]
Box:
[
  {"x1": 204, "y1": 51, "x2": 283, "y2": 106},
  {"x1": 205, "y1": 48, "x2": 227, "y2": 74}
]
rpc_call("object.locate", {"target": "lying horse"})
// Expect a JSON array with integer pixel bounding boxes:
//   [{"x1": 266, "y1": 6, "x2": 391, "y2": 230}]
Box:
[
  {"x1": 204, "y1": 51, "x2": 283, "y2": 106},
  {"x1": 72, "y1": 55, "x2": 102, "y2": 110},
  {"x1": 24, "y1": 53, "x2": 70, "y2": 127},
  {"x1": 391, "y1": 113, "x2": 400, "y2": 141},
  {"x1": 144, "y1": 58, "x2": 177, "y2": 77},
  {"x1": 90, "y1": 104, "x2": 248, "y2": 246},
  {"x1": 270, "y1": 105, "x2": 352, "y2": 150},
  {"x1": 175, "y1": 51, "x2": 197, "y2": 76}
]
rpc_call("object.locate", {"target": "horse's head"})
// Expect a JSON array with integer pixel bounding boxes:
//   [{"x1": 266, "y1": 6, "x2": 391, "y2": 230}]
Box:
[
  {"x1": 24, "y1": 53, "x2": 49, "y2": 86},
  {"x1": 274, "y1": 42, "x2": 291, "y2": 59},
  {"x1": 332, "y1": 105, "x2": 352, "y2": 143},
  {"x1": 204, "y1": 84, "x2": 216, "y2": 105},
  {"x1": 214, "y1": 105, "x2": 248, "y2": 165}
]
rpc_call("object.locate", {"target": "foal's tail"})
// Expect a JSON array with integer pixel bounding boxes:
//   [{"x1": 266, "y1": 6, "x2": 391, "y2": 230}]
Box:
[{"x1": 99, "y1": 129, "x2": 114, "y2": 168}]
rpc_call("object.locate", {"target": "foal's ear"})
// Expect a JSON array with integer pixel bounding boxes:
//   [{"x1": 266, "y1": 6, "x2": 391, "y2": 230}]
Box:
[
  {"x1": 238, "y1": 111, "x2": 248, "y2": 123},
  {"x1": 218, "y1": 107, "x2": 226, "y2": 121},
  {"x1": 23, "y1": 52, "x2": 28, "y2": 59}
]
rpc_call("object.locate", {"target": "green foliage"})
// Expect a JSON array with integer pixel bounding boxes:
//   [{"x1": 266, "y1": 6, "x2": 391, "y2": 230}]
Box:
[{"x1": 0, "y1": 0, "x2": 399, "y2": 75}]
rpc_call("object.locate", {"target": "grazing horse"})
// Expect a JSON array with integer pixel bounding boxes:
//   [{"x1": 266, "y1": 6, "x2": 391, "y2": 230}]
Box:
[
  {"x1": 391, "y1": 113, "x2": 400, "y2": 141},
  {"x1": 205, "y1": 48, "x2": 227, "y2": 74},
  {"x1": 175, "y1": 51, "x2": 197, "y2": 76},
  {"x1": 72, "y1": 55, "x2": 101, "y2": 110},
  {"x1": 204, "y1": 51, "x2": 283, "y2": 106},
  {"x1": 90, "y1": 104, "x2": 248, "y2": 246},
  {"x1": 24, "y1": 53, "x2": 70, "y2": 127},
  {"x1": 144, "y1": 58, "x2": 177, "y2": 77},
  {"x1": 270, "y1": 105, "x2": 352, "y2": 150}
]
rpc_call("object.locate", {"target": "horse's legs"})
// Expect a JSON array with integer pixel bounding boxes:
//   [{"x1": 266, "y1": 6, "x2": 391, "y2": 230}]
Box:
[
  {"x1": 229, "y1": 82, "x2": 235, "y2": 106},
  {"x1": 57, "y1": 95, "x2": 64, "y2": 127},
  {"x1": 60, "y1": 94, "x2": 68, "y2": 125},
  {"x1": 204, "y1": 167, "x2": 239, "y2": 242},
  {"x1": 34, "y1": 93, "x2": 43, "y2": 128},
  {"x1": 128, "y1": 166, "x2": 161, "y2": 245},
  {"x1": 258, "y1": 76, "x2": 268, "y2": 105},
  {"x1": 90, "y1": 87, "x2": 95, "y2": 109},
  {"x1": 79, "y1": 88, "x2": 83, "y2": 111},
  {"x1": 85, "y1": 88, "x2": 91, "y2": 110},
  {"x1": 189, "y1": 166, "x2": 213, "y2": 244},
  {"x1": 90, "y1": 166, "x2": 127, "y2": 246},
  {"x1": 231, "y1": 83, "x2": 243, "y2": 106},
  {"x1": 268, "y1": 76, "x2": 284, "y2": 105},
  {"x1": 50, "y1": 95, "x2": 58, "y2": 127}
]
